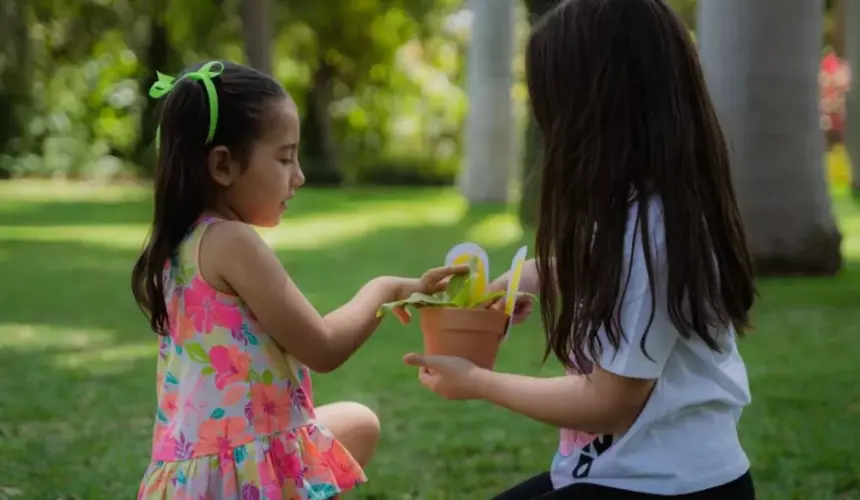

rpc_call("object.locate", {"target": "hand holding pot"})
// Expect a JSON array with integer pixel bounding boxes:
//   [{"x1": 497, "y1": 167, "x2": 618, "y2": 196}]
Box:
[
  {"x1": 487, "y1": 258, "x2": 539, "y2": 324},
  {"x1": 403, "y1": 352, "x2": 484, "y2": 400},
  {"x1": 388, "y1": 265, "x2": 469, "y2": 324}
]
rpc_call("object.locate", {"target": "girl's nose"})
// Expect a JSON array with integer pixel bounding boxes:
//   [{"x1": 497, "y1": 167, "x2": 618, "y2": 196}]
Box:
[{"x1": 293, "y1": 164, "x2": 306, "y2": 188}]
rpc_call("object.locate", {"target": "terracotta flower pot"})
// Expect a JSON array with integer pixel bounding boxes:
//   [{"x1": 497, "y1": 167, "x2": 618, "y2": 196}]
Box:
[{"x1": 418, "y1": 307, "x2": 509, "y2": 370}]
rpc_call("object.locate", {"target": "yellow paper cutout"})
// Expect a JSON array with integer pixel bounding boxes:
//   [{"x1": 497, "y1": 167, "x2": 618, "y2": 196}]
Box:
[
  {"x1": 504, "y1": 246, "x2": 528, "y2": 317},
  {"x1": 443, "y1": 242, "x2": 529, "y2": 341},
  {"x1": 445, "y1": 242, "x2": 489, "y2": 305}
]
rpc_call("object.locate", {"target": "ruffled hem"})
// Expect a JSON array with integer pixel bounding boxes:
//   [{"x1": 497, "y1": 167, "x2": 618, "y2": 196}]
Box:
[{"x1": 138, "y1": 423, "x2": 366, "y2": 500}]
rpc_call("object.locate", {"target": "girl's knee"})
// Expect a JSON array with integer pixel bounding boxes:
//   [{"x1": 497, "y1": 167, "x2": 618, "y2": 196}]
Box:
[
  {"x1": 345, "y1": 401, "x2": 381, "y2": 443},
  {"x1": 316, "y1": 401, "x2": 380, "y2": 465}
]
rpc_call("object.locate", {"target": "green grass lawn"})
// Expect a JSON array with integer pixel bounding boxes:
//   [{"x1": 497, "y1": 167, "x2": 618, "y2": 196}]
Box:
[{"x1": 0, "y1": 180, "x2": 858, "y2": 500}]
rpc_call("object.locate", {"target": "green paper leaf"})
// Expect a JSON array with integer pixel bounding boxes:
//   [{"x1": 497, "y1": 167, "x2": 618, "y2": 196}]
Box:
[
  {"x1": 262, "y1": 369, "x2": 274, "y2": 385},
  {"x1": 209, "y1": 408, "x2": 225, "y2": 419},
  {"x1": 376, "y1": 292, "x2": 456, "y2": 317},
  {"x1": 474, "y1": 290, "x2": 506, "y2": 307},
  {"x1": 375, "y1": 249, "x2": 538, "y2": 320},
  {"x1": 201, "y1": 366, "x2": 215, "y2": 376},
  {"x1": 446, "y1": 273, "x2": 471, "y2": 306}
]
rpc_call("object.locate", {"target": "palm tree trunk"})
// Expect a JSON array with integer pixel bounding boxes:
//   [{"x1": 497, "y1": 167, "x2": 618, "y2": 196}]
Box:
[
  {"x1": 844, "y1": 0, "x2": 860, "y2": 194},
  {"x1": 240, "y1": 0, "x2": 272, "y2": 74},
  {"x1": 519, "y1": 0, "x2": 560, "y2": 227},
  {"x1": 698, "y1": 0, "x2": 843, "y2": 275},
  {"x1": 0, "y1": 0, "x2": 32, "y2": 176},
  {"x1": 460, "y1": 0, "x2": 516, "y2": 203}
]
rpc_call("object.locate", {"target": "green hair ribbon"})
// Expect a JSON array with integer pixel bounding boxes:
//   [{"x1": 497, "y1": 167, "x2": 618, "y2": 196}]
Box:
[{"x1": 148, "y1": 60, "x2": 225, "y2": 148}]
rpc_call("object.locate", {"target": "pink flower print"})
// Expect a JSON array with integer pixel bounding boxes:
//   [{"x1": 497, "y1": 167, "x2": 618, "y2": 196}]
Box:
[
  {"x1": 209, "y1": 345, "x2": 252, "y2": 390},
  {"x1": 257, "y1": 455, "x2": 281, "y2": 499},
  {"x1": 167, "y1": 295, "x2": 194, "y2": 345},
  {"x1": 194, "y1": 417, "x2": 252, "y2": 458},
  {"x1": 250, "y1": 384, "x2": 292, "y2": 434},
  {"x1": 185, "y1": 276, "x2": 244, "y2": 334},
  {"x1": 218, "y1": 457, "x2": 239, "y2": 498},
  {"x1": 152, "y1": 422, "x2": 176, "y2": 459},
  {"x1": 161, "y1": 392, "x2": 179, "y2": 420},
  {"x1": 271, "y1": 438, "x2": 306, "y2": 488},
  {"x1": 322, "y1": 444, "x2": 364, "y2": 488},
  {"x1": 558, "y1": 428, "x2": 598, "y2": 457},
  {"x1": 172, "y1": 307, "x2": 197, "y2": 345}
]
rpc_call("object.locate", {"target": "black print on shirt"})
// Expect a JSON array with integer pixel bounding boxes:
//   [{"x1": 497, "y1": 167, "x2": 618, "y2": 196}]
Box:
[{"x1": 571, "y1": 434, "x2": 614, "y2": 478}]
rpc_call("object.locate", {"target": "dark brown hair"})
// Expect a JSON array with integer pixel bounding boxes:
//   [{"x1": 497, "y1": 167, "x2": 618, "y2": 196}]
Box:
[
  {"x1": 526, "y1": 0, "x2": 756, "y2": 372},
  {"x1": 131, "y1": 61, "x2": 287, "y2": 335}
]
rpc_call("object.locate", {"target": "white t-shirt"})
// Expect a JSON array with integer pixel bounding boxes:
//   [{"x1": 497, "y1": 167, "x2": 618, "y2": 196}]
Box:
[{"x1": 550, "y1": 196, "x2": 752, "y2": 495}]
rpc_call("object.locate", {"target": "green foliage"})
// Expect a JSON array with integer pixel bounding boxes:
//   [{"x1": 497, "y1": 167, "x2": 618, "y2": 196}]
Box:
[
  {"x1": 0, "y1": 0, "x2": 471, "y2": 185},
  {"x1": 1, "y1": 183, "x2": 857, "y2": 498},
  {"x1": 355, "y1": 154, "x2": 457, "y2": 186}
]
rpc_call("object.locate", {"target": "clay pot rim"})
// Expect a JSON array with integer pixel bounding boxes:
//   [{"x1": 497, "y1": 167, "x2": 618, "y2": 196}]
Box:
[
  {"x1": 418, "y1": 306, "x2": 509, "y2": 335},
  {"x1": 413, "y1": 305, "x2": 506, "y2": 313}
]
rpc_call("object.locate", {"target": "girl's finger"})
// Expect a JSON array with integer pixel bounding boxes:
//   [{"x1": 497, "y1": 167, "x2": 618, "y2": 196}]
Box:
[
  {"x1": 422, "y1": 265, "x2": 469, "y2": 284},
  {"x1": 393, "y1": 306, "x2": 411, "y2": 325}
]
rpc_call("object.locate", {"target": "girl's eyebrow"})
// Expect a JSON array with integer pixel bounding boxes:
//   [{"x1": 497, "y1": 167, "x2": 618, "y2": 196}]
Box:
[{"x1": 279, "y1": 143, "x2": 297, "y2": 152}]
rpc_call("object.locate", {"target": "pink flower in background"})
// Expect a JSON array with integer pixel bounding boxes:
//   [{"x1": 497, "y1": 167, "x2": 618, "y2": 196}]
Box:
[{"x1": 820, "y1": 52, "x2": 851, "y2": 141}]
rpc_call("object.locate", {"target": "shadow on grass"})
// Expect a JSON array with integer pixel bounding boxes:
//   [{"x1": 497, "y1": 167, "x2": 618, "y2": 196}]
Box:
[
  {"x1": 1, "y1": 191, "x2": 859, "y2": 499},
  {"x1": 0, "y1": 186, "x2": 464, "y2": 227},
  {"x1": 0, "y1": 206, "x2": 552, "y2": 498}
]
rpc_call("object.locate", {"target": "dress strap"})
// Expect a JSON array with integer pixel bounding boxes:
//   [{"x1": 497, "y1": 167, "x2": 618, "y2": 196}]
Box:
[{"x1": 171, "y1": 214, "x2": 224, "y2": 280}]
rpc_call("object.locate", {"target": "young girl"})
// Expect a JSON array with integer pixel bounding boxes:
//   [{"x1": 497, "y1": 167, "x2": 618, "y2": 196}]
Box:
[
  {"x1": 403, "y1": 1, "x2": 758, "y2": 498},
  {"x1": 131, "y1": 60, "x2": 464, "y2": 499}
]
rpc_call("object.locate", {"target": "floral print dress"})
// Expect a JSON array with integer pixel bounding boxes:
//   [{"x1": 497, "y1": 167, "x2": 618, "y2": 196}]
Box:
[{"x1": 139, "y1": 217, "x2": 366, "y2": 500}]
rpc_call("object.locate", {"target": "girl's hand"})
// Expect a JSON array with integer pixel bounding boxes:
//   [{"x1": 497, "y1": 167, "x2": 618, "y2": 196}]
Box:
[
  {"x1": 486, "y1": 259, "x2": 538, "y2": 325},
  {"x1": 402, "y1": 353, "x2": 484, "y2": 400},
  {"x1": 394, "y1": 264, "x2": 470, "y2": 300},
  {"x1": 489, "y1": 294, "x2": 534, "y2": 325},
  {"x1": 386, "y1": 265, "x2": 469, "y2": 324}
]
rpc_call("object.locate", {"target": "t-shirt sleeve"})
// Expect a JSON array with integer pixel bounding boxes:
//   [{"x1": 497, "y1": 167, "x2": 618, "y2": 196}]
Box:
[{"x1": 595, "y1": 198, "x2": 677, "y2": 380}]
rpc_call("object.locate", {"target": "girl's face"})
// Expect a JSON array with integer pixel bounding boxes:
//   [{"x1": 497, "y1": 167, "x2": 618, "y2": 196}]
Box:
[{"x1": 211, "y1": 97, "x2": 305, "y2": 227}]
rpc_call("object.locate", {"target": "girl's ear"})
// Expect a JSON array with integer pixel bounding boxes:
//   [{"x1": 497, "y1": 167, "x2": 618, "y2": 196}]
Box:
[{"x1": 207, "y1": 146, "x2": 241, "y2": 187}]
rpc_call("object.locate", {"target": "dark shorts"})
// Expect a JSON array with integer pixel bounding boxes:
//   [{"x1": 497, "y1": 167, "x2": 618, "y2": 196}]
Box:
[{"x1": 492, "y1": 470, "x2": 755, "y2": 500}]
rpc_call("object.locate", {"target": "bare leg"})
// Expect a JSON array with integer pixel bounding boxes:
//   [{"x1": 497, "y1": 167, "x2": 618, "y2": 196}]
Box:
[{"x1": 315, "y1": 401, "x2": 380, "y2": 467}]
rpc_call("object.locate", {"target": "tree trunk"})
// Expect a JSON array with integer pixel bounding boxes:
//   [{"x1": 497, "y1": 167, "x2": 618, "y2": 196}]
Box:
[
  {"x1": 300, "y1": 62, "x2": 342, "y2": 186},
  {"x1": 0, "y1": 0, "x2": 32, "y2": 176},
  {"x1": 240, "y1": 0, "x2": 272, "y2": 74},
  {"x1": 833, "y1": 0, "x2": 846, "y2": 56},
  {"x1": 134, "y1": 14, "x2": 175, "y2": 175},
  {"x1": 519, "y1": 0, "x2": 561, "y2": 227},
  {"x1": 698, "y1": 0, "x2": 843, "y2": 275},
  {"x1": 460, "y1": 0, "x2": 516, "y2": 203},
  {"x1": 845, "y1": 0, "x2": 860, "y2": 194}
]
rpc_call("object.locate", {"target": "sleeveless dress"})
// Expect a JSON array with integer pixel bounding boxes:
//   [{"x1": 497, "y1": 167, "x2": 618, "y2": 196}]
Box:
[{"x1": 138, "y1": 216, "x2": 366, "y2": 500}]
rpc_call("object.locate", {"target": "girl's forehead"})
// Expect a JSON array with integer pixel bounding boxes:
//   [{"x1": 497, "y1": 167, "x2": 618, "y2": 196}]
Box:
[{"x1": 264, "y1": 98, "x2": 300, "y2": 140}]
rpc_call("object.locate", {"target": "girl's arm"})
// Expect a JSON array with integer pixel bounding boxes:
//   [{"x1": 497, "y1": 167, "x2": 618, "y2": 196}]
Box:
[
  {"x1": 414, "y1": 200, "x2": 676, "y2": 434},
  {"x1": 202, "y1": 221, "x2": 445, "y2": 373},
  {"x1": 472, "y1": 368, "x2": 655, "y2": 435}
]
